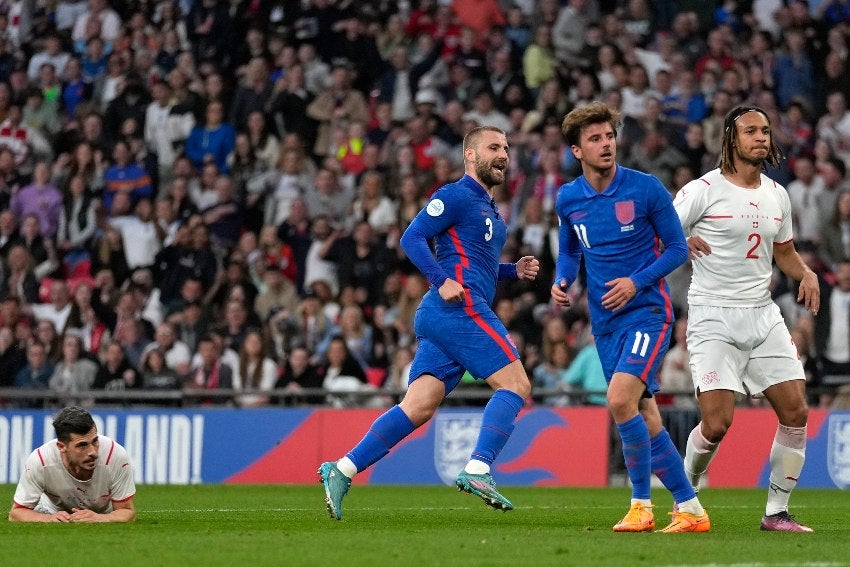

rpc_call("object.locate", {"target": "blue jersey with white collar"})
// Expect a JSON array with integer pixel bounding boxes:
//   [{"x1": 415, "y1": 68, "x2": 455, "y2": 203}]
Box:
[
  {"x1": 554, "y1": 165, "x2": 688, "y2": 334},
  {"x1": 401, "y1": 174, "x2": 511, "y2": 307}
]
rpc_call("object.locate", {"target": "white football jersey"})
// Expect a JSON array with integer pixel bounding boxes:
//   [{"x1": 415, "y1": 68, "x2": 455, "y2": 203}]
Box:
[
  {"x1": 674, "y1": 168, "x2": 794, "y2": 307},
  {"x1": 13, "y1": 435, "x2": 135, "y2": 514}
]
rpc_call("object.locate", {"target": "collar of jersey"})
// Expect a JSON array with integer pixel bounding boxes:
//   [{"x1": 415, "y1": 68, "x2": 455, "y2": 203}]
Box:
[
  {"x1": 460, "y1": 174, "x2": 491, "y2": 198},
  {"x1": 579, "y1": 164, "x2": 623, "y2": 198}
]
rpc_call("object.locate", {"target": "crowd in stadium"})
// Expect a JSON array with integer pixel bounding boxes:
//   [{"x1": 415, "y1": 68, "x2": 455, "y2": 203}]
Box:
[{"x1": 1, "y1": 0, "x2": 850, "y2": 410}]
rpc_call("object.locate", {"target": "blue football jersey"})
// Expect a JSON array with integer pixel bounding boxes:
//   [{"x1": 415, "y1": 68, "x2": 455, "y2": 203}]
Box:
[
  {"x1": 403, "y1": 174, "x2": 507, "y2": 307},
  {"x1": 554, "y1": 165, "x2": 687, "y2": 334}
]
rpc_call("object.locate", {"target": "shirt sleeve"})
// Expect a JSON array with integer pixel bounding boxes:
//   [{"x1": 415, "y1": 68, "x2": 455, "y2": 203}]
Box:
[
  {"x1": 399, "y1": 189, "x2": 462, "y2": 289},
  {"x1": 631, "y1": 179, "x2": 688, "y2": 290},
  {"x1": 774, "y1": 182, "x2": 794, "y2": 244},
  {"x1": 12, "y1": 450, "x2": 46, "y2": 509},
  {"x1": 498, "y1": 262, "x2": 518, "y2": 280},
  {"x1": 554, "y1": 216, "x2": 582, "y2": 288},
  {"x1": 673, "y1": 179, "x2": 707, "y2": 236},
  {"x1": 108, "y1": 443, "x2": 136, "y2": 503}
]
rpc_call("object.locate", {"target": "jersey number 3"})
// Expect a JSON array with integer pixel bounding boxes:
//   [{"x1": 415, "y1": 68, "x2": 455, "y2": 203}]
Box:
[
  {"x1": 746, "y1": 233, "x2": 761, "y2": 259},
  {"x1": 485, "y1": 217, "x2": 493, "y2": 241}
]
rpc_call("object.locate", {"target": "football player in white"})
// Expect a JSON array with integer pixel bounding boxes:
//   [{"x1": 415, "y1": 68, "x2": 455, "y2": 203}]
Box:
[
  {"x1": 674, "y1": 106, "x2": 819, "y2": 532},
  {"x1": 9, "y1": 406, "x2": 136, "y2": 522}
]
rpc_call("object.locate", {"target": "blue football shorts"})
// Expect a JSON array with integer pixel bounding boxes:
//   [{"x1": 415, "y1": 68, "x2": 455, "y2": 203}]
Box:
[
  {"x1": 408, "y1": 299, "x2": 519, "y2": 394},
  {"x1": 594, "y1": 320, "x2": 672, "y2": 396}
]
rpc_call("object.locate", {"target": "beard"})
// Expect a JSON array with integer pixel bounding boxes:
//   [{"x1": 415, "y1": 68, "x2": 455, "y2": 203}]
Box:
[{"x1": 474, "y1": 157, "x2": 506, "y2": 188}]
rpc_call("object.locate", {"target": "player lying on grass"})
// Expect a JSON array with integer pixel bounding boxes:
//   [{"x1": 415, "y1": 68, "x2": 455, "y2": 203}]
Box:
[{"x1": 9, "y1": 406, "x2": 136, "y2": 523}]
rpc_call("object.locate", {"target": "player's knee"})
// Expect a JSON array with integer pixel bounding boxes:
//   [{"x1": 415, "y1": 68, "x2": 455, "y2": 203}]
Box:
[
  {"x1": 701, "y1": 420, "x2": 730, "y2": 443},
  {"x1": 780, "y1": 404, "x2": 808, "y2": 428},
  {"x1": 514, "y1": 378, "x2": 531, "y2": 400}
]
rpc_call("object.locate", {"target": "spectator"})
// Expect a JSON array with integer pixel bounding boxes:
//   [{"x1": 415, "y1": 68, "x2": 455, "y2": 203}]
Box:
[
  {"x1": 0, "y1": 325, "x2": 25, "y2": 386},
  {"x1": 230, "y1": 58, "x2": 273, "y2": 131},
  {"x1": 319, "y1": 335, "x2": 370, "y2": 408},
  {"x1": 306, "y1": 63, "x2": 369, "y2": 159},
  {"x1": 14, "y1": 340, "x2": 54, "y2": 406},
  {"x1": 138, "y1": 347, "x2": 181, "y2": 401},
  {"x1": 10, "y1": 161, "x2": 62, "y2": 240},
  {"x1": 93, "y1": 341, "x2": 139, "y2": 394},
  {"x1": 277, "y1": 345, "x2": 323, "y2": 405},
  {"x1": 563, "y1": 336, "x2": 607, "y2": 406},
  {"x1": 108, "y1": 197, "x2": 162, "y2": 271},
  {"x1": 144, "y1": 81, "x2": 195, "y2": 181},
  {"x1": 234, "y1": 328, "x2": 277, "y2": 407},
  {"x1": 187, "y1": 334, "x2": 235, "y2": 406},
  {"x1": 2, "y1": 245, "x2": 39, "y2": 305},
  {"x1": 56, "y1": 174, "x2": 98, "y2": 261},
  {"x1": 200, "y1": 175, "x2": 243, "y2": 253},
  {"x1": 185, "y1": 101, "x2": 236, "y2": 173},
  {"x1": 820, "y1": 190, "x2": 850, "y2": 270},
  {"x1": 142, "y1": 322, "x2": 191, "y2": 379},
  {"x1": 102, "y1": 140, "x2": 153, "y2": 212},
  {"x1": 49, "y1": 333, "x2": 100, "y2": 407},
  {"x1": 787, "y1": 156, "x2": 827, "y2": 245},
  {"x1": 814, "y1": 260, "x2": 850, "y2": 390}
]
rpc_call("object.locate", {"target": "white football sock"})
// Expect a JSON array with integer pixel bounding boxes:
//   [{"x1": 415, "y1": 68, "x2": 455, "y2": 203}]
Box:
[
  {"x1": 676, "y1": 496, "x2": 705, "y2": 516},
  {"x1": 683, "y1": 423, "x2": 719, "y2": 490},
  {"x1": 464, "y1": 459, "x2": 490, "y2": 475},
  {"x1": 766, "y1": 424, "x2": 806, "y2": 516},
  {"x1": 336, "y1": 456, "x2": 358, "y2": 479}
]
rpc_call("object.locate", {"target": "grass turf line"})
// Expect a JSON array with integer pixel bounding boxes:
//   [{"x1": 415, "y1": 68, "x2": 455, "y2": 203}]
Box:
[{"x1": 0, "y1": 484, "x2": 848, "y2": 566}]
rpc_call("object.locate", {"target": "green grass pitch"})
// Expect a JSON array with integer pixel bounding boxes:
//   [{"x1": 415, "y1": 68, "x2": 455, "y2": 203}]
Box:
[{"x1": 0, "y1": 484, "x2": 847, "y2": 566}]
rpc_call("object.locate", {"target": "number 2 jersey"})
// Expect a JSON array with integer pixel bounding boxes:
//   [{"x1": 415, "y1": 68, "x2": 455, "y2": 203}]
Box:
[
  {"x1": 554, "y1": 165, "x2": 688, "y2": 335},
  {"x1": 673, "y1": 168, "x2": 794, "y2": 308}
]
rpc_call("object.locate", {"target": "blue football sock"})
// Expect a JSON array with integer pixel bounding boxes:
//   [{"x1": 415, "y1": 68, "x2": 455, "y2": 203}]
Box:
[
  {"x1": 346, "y1": 405, "x2": 415, "y2": 472},
  {"x1": 618, "y1": 414, "x2": 652, "y2": 500},
  {"x1": 651, "y1": 427, "x2": 697, "y2": 504},
  {"x1": 470, "y1": 389, "x2": 524, "y2": 466}
]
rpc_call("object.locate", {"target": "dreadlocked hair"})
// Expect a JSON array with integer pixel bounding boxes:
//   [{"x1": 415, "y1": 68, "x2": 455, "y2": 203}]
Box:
[{"x1": 718, "y1": 105, "x2": 784, "y2": 174}]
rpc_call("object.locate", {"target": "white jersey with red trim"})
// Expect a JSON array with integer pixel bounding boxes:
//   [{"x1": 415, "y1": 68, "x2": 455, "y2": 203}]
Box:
[
  {"x1": 674, "y1": 168, "x2": 794, "y2": 307},
  {"x1": 13, "y1": 435, "x2": 135, "y2": 514}
]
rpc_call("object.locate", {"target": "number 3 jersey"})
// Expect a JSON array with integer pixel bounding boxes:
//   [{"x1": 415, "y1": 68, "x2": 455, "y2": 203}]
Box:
[
  {"x1": 401, "y1": 174, "x2": 508, "y2": 307},
  {"x1": 674, "y1": 168, "x2": 794, "y2": 308},
  {"x1": 555, "y1": 165, "x2": 688, "y2": 335}
]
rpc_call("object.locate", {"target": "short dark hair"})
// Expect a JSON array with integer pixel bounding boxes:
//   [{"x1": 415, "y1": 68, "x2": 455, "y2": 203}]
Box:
[{"x1": 53, "y1": 406, "x2": 96, "y2": 443}]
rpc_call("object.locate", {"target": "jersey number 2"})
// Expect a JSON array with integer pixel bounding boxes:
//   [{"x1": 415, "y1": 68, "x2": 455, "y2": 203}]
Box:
[{"x1": 746, "y1": 233, "x2": 761, "y2": 259}]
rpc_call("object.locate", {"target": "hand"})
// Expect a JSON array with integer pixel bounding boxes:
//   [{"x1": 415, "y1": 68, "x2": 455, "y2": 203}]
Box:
[
  {"x1": 798, "y1": 270, "x2": 820, "y2": 316},
  {"x1": 438, "y1": 278, "x2": 466, "y2": 303},
  {"x1": 550, "y1": 278, "x2": 571, "y2": 307},
  {"x1": 687, "y1": 235, "x2": 711, "y2": 259},
  {"x1": 70, "y1": 508, "x2": 104, "y2": 522},
  {"x1": 516, "y1": 256, "x2": 540, "y2": 281},
  {"x1": 601, "y1": 277, "x2": 637, "y2": 311},
  {"x1": 51, "y1": 511, "x2": 72, "y2": 522}
]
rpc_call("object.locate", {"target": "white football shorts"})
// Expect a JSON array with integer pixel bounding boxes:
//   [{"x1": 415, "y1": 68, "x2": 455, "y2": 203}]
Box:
[{"x1": 686, "y1": 303, "x2": 805, "y2": 396}]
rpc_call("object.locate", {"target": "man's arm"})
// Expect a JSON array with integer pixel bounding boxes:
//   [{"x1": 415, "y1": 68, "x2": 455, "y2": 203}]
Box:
[
  {"x1": 774, "y1": 241, "x2": 820, "y2": 315},
  {"x1": 551, "y1": 221, "x2": 582, "y2": 307},
  {"x1": 9, "y1": 504, "x2": 72, "y2": 523}
]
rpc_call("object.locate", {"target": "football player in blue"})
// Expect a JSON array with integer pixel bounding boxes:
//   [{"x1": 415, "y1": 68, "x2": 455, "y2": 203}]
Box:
[
  {"x1": 319, "y1": 126, "x2": 539, "y2": 520},
  {"x1": 550, "y1": 102, "x2": 710, "y2": 533}
]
